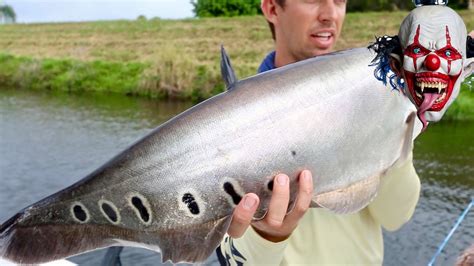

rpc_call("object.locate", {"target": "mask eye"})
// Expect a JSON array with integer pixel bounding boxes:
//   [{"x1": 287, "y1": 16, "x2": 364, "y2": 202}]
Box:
[
  {"x1": 405, "y1": 44, "x2": 429, "y2": 58},
  {"x1": 445, "y1": 49, "x2": 452, "y2": 57},
  {"x1": 436, "y1": 46, "x2": 462, "y2": 60}
]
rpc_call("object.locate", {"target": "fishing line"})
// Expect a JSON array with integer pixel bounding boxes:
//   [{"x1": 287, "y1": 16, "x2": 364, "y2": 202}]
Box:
[{"x1": 428, "y1": 198, "x2": 473, "y2": 266}]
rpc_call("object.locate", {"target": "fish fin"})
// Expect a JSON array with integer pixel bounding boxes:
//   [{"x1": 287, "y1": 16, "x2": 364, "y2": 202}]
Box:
[
  {"x1": 1, "y1": 208, "x2": 231, "y2": 264},
  {"x1": 159, "y1": 215, "x2": 232, "y2": 263},
  {"x1": 220, "y1": 45, "x2": 238, "y2": 89},
  {"x1": 313, "y1": 173, "x2": 380, "y2": 214},
  {"x1": 309, "y1": 201, "x2": 322, "y2": 208},
  {"x1": 393, "y1": 112, "x2": 416, "y2": 168},
  {"x1": 1, "y1": 220, "x2": 116, "y2": 264}
]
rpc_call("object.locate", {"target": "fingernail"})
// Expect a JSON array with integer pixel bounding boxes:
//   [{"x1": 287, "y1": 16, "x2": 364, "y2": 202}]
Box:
[
  {"x1": 243, "y1": 196, "x2": 257, "y2": 210},
  {"x1": 277, "y1": 174, "x2": 288, "y2": 186},
  {"x1": 303, "y1": 170, "x2": 311, "y2": 181}
]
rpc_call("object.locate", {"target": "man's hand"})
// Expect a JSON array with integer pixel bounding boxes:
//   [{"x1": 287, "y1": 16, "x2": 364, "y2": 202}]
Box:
[{"x1": 227, "y1": 170, "x2": 314, "y2": 242}]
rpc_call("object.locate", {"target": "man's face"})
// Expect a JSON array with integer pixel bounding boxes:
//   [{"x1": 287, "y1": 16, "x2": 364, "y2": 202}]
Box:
[{"x1": 274, "y1": 0, "x2": 346, "y2": 62}]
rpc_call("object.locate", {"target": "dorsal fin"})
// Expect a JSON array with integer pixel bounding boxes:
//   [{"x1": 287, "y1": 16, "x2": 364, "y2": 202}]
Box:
[{"x1": 220, "y1": 45, "x2": 238, "y2": 89}]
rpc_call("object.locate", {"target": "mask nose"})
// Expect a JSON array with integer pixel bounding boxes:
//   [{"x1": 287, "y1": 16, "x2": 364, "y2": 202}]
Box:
[{"x1": 424, "y1": 54, "x2": 441, "y2": 71}]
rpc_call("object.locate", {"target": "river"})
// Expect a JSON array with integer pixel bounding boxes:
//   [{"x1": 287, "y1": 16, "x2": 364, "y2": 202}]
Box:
[{"x1": 0, "y1": 89, "x2": 472, "y2": 265}]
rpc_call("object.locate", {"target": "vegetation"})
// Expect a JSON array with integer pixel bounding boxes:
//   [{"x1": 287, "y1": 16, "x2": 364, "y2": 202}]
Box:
[
  {"x1": 190, "y1": 0, "x2": 471, "y2": 15},
  {"x1": 0, "y1": 54, "x2": 147, "y2": 94},
  {"x1": 191, "y1": 0, "x2": 261, "y2": 17},
  {"x1": 0, "y1": 11, "x2": 473, "y2": 118},
  {"x1": 0, "y1": 3, "x2": 16, "y2": 23}
]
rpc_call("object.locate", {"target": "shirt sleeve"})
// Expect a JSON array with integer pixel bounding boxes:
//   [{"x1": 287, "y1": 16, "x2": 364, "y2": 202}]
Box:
[
  {"x1": 368, "y1": 152, "x2": 421, "y2": 231},
  {"x1": 216, "y1": 226, "x2": 289, "y2": 265}
]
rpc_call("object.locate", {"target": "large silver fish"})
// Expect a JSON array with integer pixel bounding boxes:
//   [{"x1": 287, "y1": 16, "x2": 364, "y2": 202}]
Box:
[{"x1": 0, "y1": 47, "x2": 464, "y2": 264}]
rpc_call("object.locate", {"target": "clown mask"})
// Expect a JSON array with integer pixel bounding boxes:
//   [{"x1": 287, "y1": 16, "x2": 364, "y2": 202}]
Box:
[{"x1": 396, "y1": 6, "x2": 474, "y2": 129}]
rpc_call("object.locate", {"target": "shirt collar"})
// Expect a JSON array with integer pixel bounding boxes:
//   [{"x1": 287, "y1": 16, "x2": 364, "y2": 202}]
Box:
[{"x1": 257, "y1": 51, "x2": 276, "y2": 73}]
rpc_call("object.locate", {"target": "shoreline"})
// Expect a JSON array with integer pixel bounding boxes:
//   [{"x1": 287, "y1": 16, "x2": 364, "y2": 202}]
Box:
[{"x1": 0, "y1": 12, "x2": 473, "y2": 118}]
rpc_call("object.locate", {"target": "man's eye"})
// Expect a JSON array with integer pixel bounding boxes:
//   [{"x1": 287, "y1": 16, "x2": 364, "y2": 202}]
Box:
[
  {"x1": 413, "y1": 47, "x2": 421, "y2": 54},
  {"x1": 445, "y1": 49, "x2": 452, "y2": 57}
]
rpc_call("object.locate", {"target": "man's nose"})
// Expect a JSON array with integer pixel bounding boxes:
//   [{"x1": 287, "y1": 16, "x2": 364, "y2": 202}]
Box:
[
  {"x1": 318, "y1": 0, "x2": 337, "y2": 23},
  {"x1": 424, "y1": 54, "x2": 441, "y2": 71}
]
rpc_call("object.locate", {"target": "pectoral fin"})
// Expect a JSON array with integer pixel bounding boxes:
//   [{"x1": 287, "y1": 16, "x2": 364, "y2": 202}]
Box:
[
  {"x1": 313, "y1": 173, "x2": 381, "y2": 214},
  {"x1": 393, "y1": 111, "x2": 416, "y2": 168}
]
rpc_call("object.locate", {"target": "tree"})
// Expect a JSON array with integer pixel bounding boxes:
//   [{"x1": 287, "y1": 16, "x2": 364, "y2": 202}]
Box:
[
  {"x1": 0, "y1": 4, "x2": 16, "y2": 24},
  {"x1": 191, "y1": 0, "x2": 261, "y2": 17}
]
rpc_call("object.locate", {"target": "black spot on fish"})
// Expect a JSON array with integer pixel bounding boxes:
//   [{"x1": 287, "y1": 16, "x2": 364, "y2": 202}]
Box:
[
  {"x1": 182, "y1": 193, "x2": 200, "y2": 215},
  {"x1": 131, "y1": 196, "x2": 150, "y2": 223},
  {"x1": 291, "y1": 150, "x2": 297, "y2": 156},
  {"x1": 73, "y1": 204, "x2": 87, "y2": 222},
  {"x1": 223, "y1": 182, "x2": 242, "y2": 205},
  {"x1": 267, "y1": 180, "x2": 274, "y2": 191},
  {"x1": 101, "y1": 202, "x2": 118, "y2": 223}
]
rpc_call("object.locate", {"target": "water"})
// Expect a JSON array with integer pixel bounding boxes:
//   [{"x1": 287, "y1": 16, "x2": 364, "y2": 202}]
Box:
[{"x1": 0, "y1": 89, "x2": 472, "y2": 265}]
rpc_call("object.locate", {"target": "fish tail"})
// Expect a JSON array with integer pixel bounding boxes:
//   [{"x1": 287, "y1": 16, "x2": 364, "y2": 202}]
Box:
[{"x1": 0, "y1": 215, "x2": 117, "y2": 264}]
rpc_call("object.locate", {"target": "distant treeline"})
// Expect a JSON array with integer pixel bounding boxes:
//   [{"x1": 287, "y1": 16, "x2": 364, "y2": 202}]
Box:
[{"x1": 191, "y1": 0, "x2": 471, "y2": 17}]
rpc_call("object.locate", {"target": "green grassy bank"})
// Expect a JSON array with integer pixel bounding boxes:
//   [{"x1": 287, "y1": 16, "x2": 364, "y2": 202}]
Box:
[{"x1": 0, "y1": 11, "x2": 473, "y2": 117}]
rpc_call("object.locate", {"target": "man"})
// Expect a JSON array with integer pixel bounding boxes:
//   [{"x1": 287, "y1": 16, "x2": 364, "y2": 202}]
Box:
[{"x1": 216, "y1": 0, "x2": 421, "y2": 264}]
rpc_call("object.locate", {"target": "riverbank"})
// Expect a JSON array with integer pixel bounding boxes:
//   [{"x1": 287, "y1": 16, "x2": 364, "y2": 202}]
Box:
[{"x1": 0, "y1": 11, "x2": 473, "y2": 118}]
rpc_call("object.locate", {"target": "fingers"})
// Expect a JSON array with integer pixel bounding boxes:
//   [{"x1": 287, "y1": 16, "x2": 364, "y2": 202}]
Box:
[
  {"x1": 285, "y1": 170, "x2": 313, "y2": 224},
  {"x1": 227, "y1": 193, "x2": 259, "y2": 238},
  {"x1": 228, "y1": 171, "x2": 313, "y2": 242},
  {"x1": 264, "y1": 174, "x2": 290, "y2": 227}
]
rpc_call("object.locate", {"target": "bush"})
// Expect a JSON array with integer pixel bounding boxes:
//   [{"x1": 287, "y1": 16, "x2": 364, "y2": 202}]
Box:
[{"x1": 191, "y1": 0, "x2": 262, "y2": 17}]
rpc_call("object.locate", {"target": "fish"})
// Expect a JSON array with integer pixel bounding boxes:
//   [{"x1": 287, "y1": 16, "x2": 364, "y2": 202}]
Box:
[{"x1": 0, "y1": 47, "x2": 458, "y2": 264}]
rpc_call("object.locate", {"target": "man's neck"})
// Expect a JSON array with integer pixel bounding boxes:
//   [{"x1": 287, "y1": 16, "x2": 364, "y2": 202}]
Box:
[{"x1": 274, "y1": 49, "x2": 297, "y2": 68}]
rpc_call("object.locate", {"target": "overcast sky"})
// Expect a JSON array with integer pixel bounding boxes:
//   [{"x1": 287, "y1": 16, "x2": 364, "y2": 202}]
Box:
[{"x1": 3, "y1": 0, "x2": 195, "y2": 23}]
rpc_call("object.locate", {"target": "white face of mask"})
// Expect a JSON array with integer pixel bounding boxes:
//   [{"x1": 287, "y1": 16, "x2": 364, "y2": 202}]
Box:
[{"x1": 398, "y1": 6, "x2": 473, "y2": 127}]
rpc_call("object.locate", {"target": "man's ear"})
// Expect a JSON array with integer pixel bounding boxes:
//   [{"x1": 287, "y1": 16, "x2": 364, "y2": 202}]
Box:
[
  {"x1": 389, "y1": 54, "x2": 403, "y2": 78},
  {"x1": 261, "y1": 0, "x2": 278, "y2": 24}
]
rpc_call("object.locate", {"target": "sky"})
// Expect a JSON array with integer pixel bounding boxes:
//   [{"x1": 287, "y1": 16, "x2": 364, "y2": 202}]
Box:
[{"x1": 3, "y1": 0, "x2": 195, "y2": 23}]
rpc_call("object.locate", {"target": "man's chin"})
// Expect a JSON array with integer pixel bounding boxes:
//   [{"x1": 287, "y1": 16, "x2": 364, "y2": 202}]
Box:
[{"x1": 310, "y1": 47, "x2": 334, "y2": 57}]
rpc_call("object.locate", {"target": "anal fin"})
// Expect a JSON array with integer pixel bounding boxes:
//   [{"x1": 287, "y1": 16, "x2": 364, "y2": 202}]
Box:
[
  {"x1": 313, "y1": 173, "x2": 381, "y2": 214},
  {"x1": 159, "y1": 215, "x2": 232, "y2": 263}
]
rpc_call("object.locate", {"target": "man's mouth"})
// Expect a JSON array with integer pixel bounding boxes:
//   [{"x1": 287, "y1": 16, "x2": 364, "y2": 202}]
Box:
[
  {"x1": 312, "y1": 32, "x2": 332, "y2": 40},
  {"x1": 310, "y1": 31, "x2": 334, "y2": 48}
]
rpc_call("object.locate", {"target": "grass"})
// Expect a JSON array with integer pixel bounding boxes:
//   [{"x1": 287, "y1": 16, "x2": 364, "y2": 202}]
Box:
[{"x1": 0, "y1": 11, "x2": 473, "y2": 115}]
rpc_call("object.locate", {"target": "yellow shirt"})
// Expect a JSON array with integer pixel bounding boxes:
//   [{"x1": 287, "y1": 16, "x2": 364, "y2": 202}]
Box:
[{"x1": 218, "y1": 154, "x2": 420, "y2": 265}]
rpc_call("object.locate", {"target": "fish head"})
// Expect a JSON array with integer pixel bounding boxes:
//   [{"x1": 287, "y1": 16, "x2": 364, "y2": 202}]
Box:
[{"x1": 397, "y1": 6, "x2": 470, "y2": 127}]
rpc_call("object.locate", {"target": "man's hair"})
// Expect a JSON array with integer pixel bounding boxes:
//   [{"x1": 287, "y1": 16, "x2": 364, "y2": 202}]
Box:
[{"x1": 267, "y1": 0, "x2": 286, "y2": 40}]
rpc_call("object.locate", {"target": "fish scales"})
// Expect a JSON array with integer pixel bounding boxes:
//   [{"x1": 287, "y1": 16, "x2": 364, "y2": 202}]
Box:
[{"x1": 0, "y1": 48, "x2": 419, "y2": 264}]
